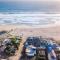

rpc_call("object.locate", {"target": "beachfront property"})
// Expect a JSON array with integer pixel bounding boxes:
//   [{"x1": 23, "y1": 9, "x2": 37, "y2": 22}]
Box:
[
  {"x1": 0, "y1": 30, "x2": 60, "y2": 60},
  {"x1": 21, "y1": 36, "x2": 60, "y2": 60}
]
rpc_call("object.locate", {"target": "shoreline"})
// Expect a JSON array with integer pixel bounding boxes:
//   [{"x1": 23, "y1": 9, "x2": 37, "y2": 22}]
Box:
[
  {"x1": 0, "y1": 25, "x2": 60, "y2": 41},
  {"x1": 0, "y1": 23, "x2": 59, "y2": 29}
]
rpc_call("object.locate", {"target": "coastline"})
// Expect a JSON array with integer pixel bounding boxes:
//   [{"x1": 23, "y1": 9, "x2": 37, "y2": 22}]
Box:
[
  {"x1": 0, "y1": 22, "x2": 60, "y2": 30},
  {"x1": 0, "y1": 24, "x2": 60, "y2": 42}
]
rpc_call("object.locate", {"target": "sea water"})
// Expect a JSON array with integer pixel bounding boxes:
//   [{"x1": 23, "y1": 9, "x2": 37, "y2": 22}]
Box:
[
  {"x1": 0, "y1": 2, "x2": 60, "y2": 27},
  {"x1": 0, "y1": 13, "x2": 60, "y2": 27}
]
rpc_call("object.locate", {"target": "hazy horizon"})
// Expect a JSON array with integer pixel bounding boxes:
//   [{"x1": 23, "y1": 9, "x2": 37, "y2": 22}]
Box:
[
  {"x1": 0, "y1": 0, "x2": 60, "y2": 13},
  {"x1": 0, "y1": 0, "x2": 60, "y2": 26}
]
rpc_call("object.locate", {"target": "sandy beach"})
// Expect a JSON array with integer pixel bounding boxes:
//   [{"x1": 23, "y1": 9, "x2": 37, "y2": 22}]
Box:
[
  {"x1": 0, "y1": 25, "x2": 60, "y2": 41},
  {"x1": 0, "y1": 25, "x2": 60, "y2": 60}
]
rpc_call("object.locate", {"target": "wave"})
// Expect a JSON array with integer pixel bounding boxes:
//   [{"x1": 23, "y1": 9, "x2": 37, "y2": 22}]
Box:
[{"x1": 0, "y1": 13, "x2": 60, "y2": 27}]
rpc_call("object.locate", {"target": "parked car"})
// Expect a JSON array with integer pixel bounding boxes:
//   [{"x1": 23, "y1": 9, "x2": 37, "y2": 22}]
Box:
[
  {"x1": 24, "y1": 36, "x2": 45, "y2": 57},
  {"x1": 24, "y1": 36, "x2": 40, "y2": 47},
  {"x1": 2, "y1": 39, "x2": 11, "y2": 46},
  {"x1": 25, "y1": 45, "x2": 36, "y2": 57}
]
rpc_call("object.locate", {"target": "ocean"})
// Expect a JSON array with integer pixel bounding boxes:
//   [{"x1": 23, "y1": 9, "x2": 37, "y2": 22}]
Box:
[
  {"x1": 0, "y1": 1, "x2": 60, "y2": 27},
  {"x1": 0, "y1": 13, "x2": 60, "y2": 27}
]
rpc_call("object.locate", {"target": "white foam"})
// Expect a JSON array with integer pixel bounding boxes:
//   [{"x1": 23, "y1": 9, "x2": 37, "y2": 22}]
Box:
[{"x1": 0, "y1": 13, "x2": 60, "y2": 27}]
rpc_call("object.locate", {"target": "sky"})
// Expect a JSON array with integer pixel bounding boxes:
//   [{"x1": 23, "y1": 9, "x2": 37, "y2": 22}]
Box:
[
  {"x1": 0, "y1": 0, "x2": 60, "y2": 1},
  {"x1": 0, "y1": 0, "x2": 60, "y2": 13},
  {"x1": 0, "y1": 0, "x2": 60, "y2": 3}
]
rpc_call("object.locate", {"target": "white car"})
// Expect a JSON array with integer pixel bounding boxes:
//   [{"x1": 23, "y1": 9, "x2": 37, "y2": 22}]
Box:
[{"x1": 25, "y1": 45, "x2": 36, "y2": 57}]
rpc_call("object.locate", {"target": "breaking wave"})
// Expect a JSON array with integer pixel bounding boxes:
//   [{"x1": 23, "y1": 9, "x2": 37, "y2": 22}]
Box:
[{"x1": 0, "y1": 13, "x2": 60, "y2": 27}]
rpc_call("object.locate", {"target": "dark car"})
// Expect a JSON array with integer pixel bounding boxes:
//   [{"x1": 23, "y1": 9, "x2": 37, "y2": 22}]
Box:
[{"x1": 24, "y1": 36, "x2": 40, "y2": 48}]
